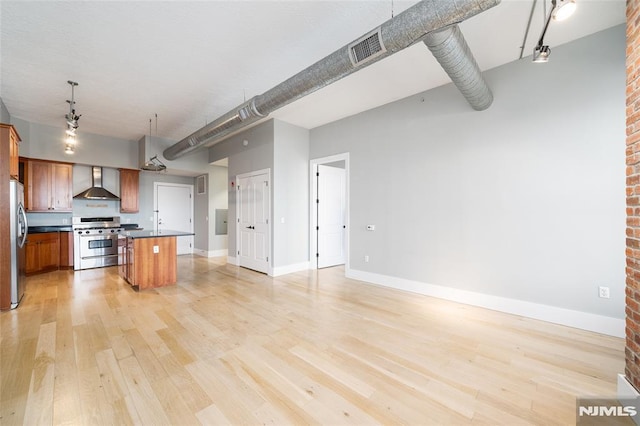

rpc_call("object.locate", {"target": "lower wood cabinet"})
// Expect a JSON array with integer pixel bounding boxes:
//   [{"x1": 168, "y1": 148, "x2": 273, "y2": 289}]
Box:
[
  {"x1": 26, "y1": 232, "x2": 60, "y2": 275},
  {"x1": 59, "y1": 231, "x2": 74, "y2": 269},
  {"x1": 25, "y1": 231, "x2": 73, "y2": 275}
]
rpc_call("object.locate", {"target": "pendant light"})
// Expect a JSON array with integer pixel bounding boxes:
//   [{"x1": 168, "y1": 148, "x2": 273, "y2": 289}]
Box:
[
  {"x1": 64, "y1": 80, "x2": 81, "y2": 154},
  {"x1": 140, "y1": 115, "x2": 167, "y2": 172}
]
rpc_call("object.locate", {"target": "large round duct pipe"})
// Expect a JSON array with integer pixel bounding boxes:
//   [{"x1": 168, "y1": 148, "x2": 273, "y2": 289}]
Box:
[
  {"x1": 422, "y1": 25, "x2": 493, "y2": 111},
  {"x1": 164, "y1": 0, "x2": 500, "y2": 160}
]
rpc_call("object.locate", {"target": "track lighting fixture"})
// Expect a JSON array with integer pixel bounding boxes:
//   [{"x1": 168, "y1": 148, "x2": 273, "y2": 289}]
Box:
[
  {"x1": 552, "y1": 0, "x2": 577, "y2": 21},
  {"x1": 64, "y1": 80, "x2": 80, "y2": 154},
  {"x1": 533, "y1": 0, "x2": 577, "y2": 63}
]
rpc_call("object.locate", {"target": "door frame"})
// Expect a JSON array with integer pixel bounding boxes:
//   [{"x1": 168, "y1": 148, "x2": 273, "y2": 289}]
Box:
[
  {"x1": 153, "y1": 182, "x2": 194, "y2": 254},
  {"x1": 235, "y1": 168, "x2": 272, "y2": 275},
  {"x1": 310, "y1": 153, "x2": 350, "y2": 272}
]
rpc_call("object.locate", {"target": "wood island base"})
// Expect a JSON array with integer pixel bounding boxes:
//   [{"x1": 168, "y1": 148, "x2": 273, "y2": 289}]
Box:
[{"x1": 119, "y1": 235, "x2": 177, "y2": 290}]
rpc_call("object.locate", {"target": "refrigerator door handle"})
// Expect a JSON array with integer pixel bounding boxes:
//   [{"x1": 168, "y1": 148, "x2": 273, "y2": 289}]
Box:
[{"x1": 18, "y1": 203, "x2": 28, "y2": 248}]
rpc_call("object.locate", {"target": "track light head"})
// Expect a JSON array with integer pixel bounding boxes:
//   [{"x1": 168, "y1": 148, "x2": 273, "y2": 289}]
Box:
[
  {"x1": 552, "y1": 0, "x2": 577, "y2": 21},
  {"x1": 533, "y1": 45, "x2": 551, "y2": 63}
]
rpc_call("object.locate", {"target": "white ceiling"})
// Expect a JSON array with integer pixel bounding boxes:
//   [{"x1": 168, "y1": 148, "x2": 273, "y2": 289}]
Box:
[{"x1": 0, "y1": 0, "x2": 625, "y2": 150}]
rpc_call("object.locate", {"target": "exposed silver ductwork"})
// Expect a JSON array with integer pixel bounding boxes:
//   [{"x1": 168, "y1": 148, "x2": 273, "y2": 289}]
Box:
[
  {"x1": 422, "y1": 25, "x2": 493, "y2": 111},
  {"x1": 164, "y1": 0, "x2": 500, "y2": 160}
]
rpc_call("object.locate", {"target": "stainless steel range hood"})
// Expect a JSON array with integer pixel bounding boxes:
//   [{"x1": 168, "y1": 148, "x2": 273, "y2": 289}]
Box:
[{"x1": 73, "y1": 166, "x2": 120, "y2": 200}]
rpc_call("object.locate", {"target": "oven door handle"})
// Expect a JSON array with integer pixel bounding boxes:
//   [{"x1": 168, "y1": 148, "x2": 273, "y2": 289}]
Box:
[{"x1": 80, "y1": 254, "x2": 119, "y2": 260}]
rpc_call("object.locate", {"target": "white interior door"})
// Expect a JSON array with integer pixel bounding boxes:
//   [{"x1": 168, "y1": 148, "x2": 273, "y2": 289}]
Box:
[
  {"x1": 155, "y1": 182, "x2": 193, "y2": 255},
  {"x1": 317, "y1": 164, "x2": 346, "y2": 268},
  {"x1": 237, "y1": 170, "x2": 270, "y2": 273}
]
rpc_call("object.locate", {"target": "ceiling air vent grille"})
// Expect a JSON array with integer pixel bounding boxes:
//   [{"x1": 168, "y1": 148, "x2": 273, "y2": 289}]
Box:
[{"x1": 348, "y1": 28, "x2": 386, "y2": 67}]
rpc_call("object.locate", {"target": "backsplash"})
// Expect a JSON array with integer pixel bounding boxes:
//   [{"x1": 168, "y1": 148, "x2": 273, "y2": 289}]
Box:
[
  {"x1": 26, "y1": 212, "x2": 73, "y2": 226},
  {"x1": 27, "y1": 199, "x2": 141, "y2": 226},
  {"x1": 72, "y1": 199, "x2": 120, "y2": 218}
]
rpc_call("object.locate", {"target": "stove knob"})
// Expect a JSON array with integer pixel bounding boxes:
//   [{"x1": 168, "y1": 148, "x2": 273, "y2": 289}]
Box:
[
  {"x1": 77, "y1": 231, "x2": 83, "y2": 235},
  {"x1": 85, "y1": 230, "x2": 90, "y2": 234},
  {"x1": 98, "y1": 230, "x2": 103, "y2": 234}
]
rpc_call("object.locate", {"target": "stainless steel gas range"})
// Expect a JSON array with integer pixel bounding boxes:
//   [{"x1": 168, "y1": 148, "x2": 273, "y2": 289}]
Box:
[{"x1": 73, "y1": 216, "x2": 123, "y2": 270}]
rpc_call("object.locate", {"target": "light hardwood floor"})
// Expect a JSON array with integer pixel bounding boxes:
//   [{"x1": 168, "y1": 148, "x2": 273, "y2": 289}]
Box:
[{"x1": 0, "y1": 256, "x2": 626, "y2": 425}]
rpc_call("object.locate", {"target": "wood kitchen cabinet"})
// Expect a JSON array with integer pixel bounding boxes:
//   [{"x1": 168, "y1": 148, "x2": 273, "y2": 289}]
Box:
[
  {"x1": 59, "y1": 231, "x2": 74, "y2": 269},
  {"x1": 1, "y1": 124, "x2": 21, "y2": 181},
  {"x1": 25, "y1": 232, "x2": 60, "y2": 275},
  {"x1": 118, "y1": 235, "x2": 127, "y2": 279},
  {"x1": 126, "y1": 237, "x2": 135, "y2": 284},
  {"x1": 26, "y1": 159, "x2": 73, "y2": 212},
  {"x1": 121, "y1": 235, "x2": 177, "y2": 289},
  {"x1": 119, "y1": 168, "x2": 139, "y2": 213},
  {"x1": 118, "y1": 236, "x2": 136, "y2": 285}
]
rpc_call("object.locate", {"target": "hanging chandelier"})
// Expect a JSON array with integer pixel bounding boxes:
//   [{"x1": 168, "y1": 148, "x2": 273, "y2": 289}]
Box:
[{"x1": 64, "y1": 80, "x2": 80, "y2": 154}]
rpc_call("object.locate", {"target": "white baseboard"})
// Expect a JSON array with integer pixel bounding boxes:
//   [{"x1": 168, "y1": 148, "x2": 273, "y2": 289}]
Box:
[
  {"x1": 209, "y1": 249, "x2": 229, "y2": 258},
  {"x1": 272, "y1": 262, "x2": 310, "y2": 277},
  {"x1": 227, "y1": 255, "x2": 237, "y2": 265},
  {"x1": 617, "y1": 375, "x2": 640, "y2": 425},
  {"x1": 346, "y1": 268, "x2": 625, "y2": 338},
  {"x1": 618, "y1": 374, "x2": 640, "y2": 398},
  {"x1": 193, "y1": 249, "x2": 228, "y2": 258}
]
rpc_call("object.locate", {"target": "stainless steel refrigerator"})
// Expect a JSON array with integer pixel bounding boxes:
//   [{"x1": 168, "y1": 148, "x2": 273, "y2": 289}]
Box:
[{"x1": 9, "y1": 180, "x2": 27, "y2": 308}]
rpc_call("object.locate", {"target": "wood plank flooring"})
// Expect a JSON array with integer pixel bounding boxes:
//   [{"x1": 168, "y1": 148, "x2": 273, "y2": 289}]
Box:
[{"x1": 0, "y1": 256, "x2": 626, "y2": 425}]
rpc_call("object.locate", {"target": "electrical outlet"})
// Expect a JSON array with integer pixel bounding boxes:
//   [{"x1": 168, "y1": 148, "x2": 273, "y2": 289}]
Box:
[
  {"x1": 153, "y1": 245, "x2": 159, "y2": 254},
  {"x1": 62, "y1": 218, "x2": 68, "y2": 224},
  {"x1": 599, "y1": 286, "x2": 610, "y2": 299},
  {"x1": 364, "y1": 255, "x2": 369, "y2": 263}
]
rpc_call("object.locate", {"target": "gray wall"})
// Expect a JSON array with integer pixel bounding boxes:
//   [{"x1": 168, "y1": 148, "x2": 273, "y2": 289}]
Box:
[
  {"x1": 213, "y1": 120, "x2": 275, "y2": 259},
  {"x1": 0, "y1": 97, "x2": 10, "y2": 123},
  {"x1": 310, "y1": 25, "x2": 626, "y2": 319},
  {"x1": 136, "y1": 171, "x2": 195, "y2": 230},
  {"x1": 208, "y1": 165, "x2": 229, "y2": 254},
  {"x1": 139, "y1": 135, "x2": 210, "y2": 176},
  {"x1": 273, "y1": 120, "x2": 310, "y2": 268},
  {"x1": 194, "y1": 173, "x2": 209, "y2": 252},
  {"x1": 13, "y1": 117, "x2": 138, "y2": 169},
  {"x1": 209, "y1": 119, "x2": 310, "y2": 269},
  {"x1": 26, "y1": 164, "x2": 194, "y2": 228},
  {"x1": 14, "y1": 119, "x2": 206, "y2": 241}
]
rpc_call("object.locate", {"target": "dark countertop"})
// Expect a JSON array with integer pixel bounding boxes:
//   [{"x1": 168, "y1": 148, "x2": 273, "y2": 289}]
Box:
[
  {"x1": 29, "y1": 223, "x2": 141, "y2": 234},
  {"x1": 28, "y1": 225, "x2": 73, "y2": 233},
  {"x1": 122, "y1": 229, "x2": 194, "y2": 239},
  {"x1": 121, "y1": 224, "x2": 142, "y2": 230}
]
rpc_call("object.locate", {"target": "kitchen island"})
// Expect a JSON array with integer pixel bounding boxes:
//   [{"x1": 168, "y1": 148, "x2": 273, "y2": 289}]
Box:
[{"x1": 118, "y1": 229, "x2": 194, "y2": 290}]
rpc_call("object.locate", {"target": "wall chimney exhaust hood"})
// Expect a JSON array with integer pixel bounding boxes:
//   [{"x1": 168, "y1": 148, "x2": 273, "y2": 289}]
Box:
[{"x1": 73, "y1": 166, "x2": 120, "y2": 200}]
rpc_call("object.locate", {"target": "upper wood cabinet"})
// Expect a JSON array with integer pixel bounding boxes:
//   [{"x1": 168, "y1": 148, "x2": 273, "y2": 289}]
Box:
[
  {"x1": 119, "y1": 168, "x2": 139, "y2": 213},
  {"x1": 1, "y1": 124, "x2": 21, "y2": 181},
  {"x1": 26, "y1": 159, "x2": 73, "y2": 212}
]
